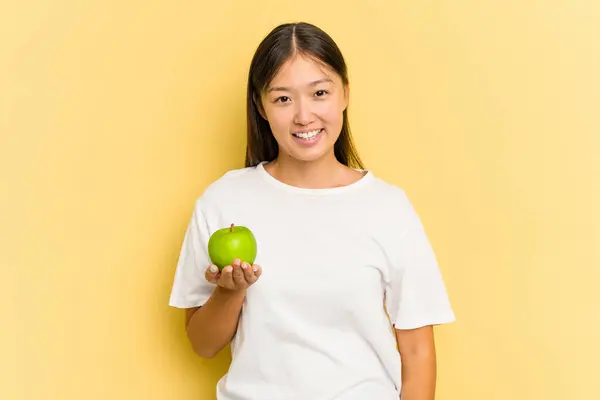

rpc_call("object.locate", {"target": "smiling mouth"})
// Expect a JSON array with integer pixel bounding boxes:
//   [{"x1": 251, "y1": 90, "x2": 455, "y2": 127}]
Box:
[{"x1": 292, "y1": 129, "x2": 323, "y2": 140}]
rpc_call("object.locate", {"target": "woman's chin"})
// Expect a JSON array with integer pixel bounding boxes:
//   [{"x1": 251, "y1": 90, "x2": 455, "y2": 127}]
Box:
[{"x1": 285, "y1": 147, "x2": 335, "y2": 164}]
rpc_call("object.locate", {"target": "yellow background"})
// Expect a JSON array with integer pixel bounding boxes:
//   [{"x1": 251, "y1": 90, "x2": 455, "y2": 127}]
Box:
[{"x1": 2, "y1": 1, "x2": 598, "y2": 399}]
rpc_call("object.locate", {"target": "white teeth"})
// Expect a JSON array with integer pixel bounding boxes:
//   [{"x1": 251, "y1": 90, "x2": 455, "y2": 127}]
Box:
[{"x1": 293, "y1": 129, "x2": 321, "y2": 139}]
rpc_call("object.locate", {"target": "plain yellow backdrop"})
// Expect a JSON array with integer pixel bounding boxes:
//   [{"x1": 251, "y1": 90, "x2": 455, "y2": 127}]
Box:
[{"x1": 1, "y1": 1, "x2": 598, "y2": 399}]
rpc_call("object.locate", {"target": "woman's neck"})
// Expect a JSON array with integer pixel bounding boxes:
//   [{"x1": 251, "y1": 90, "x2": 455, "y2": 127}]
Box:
[{"x1": 264, "y1": 153, "x2": 364, "y2": 189}]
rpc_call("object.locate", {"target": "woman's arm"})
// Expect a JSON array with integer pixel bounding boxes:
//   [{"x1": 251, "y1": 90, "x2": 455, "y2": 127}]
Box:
[
  {"x1": 185, "y1": 260, "x2": 261, "y2": 358},
  {"x1": 185, "y1": 286, "x2": 246, "y2": 358},
  {"x1": 395, "y1": 325, "x2": 437, "y2": 400}
]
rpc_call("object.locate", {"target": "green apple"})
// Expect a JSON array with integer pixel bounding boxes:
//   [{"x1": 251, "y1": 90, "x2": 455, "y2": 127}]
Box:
[{"x1": 207, "y1": 223, "x2": 257, "y2": 270}]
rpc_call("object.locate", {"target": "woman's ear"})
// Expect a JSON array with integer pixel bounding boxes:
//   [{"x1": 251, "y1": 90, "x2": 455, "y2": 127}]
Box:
[
  {"x1": 343, "y1": 84, "x2": 350, "y2": 111},
  {"x1": 253, "y1": 93, "x2": 267, "y2": 120}
]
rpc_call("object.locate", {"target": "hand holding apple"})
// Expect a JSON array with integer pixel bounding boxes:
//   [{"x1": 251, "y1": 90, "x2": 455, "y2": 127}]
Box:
[
  {"x1": 205, "y1": 223, "x2": 261, "y2": 291},
  {"x1": 204, "y1": 258, "x2": 262, "y2": 291}
]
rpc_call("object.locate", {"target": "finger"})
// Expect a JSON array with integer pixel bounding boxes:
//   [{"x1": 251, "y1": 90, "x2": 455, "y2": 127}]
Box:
[
  {"x1": 241, "y1": 262, "x2": 256, "y2": 283},
  {"x1": 252, "y1": 264, "x2": 262, "y2": 279},
  {"x1": 232, "y1": 260, "x2": 245, "y2": 286},
  {"x1": 219, "y1": 266, "x2": 234, "y2": 288},
  {"x1": 205, "y1": 264, "x2": 220, "y2": 283}
]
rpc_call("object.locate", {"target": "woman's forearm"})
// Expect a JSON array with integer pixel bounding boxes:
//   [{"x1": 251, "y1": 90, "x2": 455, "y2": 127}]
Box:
[
  {"x1": 185, "y1": 286, "x2": 246, "y2": 358},
  {"x1": 400, "y1": 350, "x2": 437, "y2": 400}
]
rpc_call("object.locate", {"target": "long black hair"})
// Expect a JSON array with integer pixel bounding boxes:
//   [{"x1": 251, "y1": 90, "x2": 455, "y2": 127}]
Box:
[{"x1": 244, "y1": 22, "x2": 364, "y2": 170}]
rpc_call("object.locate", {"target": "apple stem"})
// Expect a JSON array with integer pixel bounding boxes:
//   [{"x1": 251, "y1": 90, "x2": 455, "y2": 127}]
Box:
[{"x1": 230, "y1": 223, "x2": 234, "y2": 232}]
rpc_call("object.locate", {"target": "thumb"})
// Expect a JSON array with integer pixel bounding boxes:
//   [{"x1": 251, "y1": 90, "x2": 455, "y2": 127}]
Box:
[{"x1": 205, "y1": 264, "x2": 220, "y2": 283}]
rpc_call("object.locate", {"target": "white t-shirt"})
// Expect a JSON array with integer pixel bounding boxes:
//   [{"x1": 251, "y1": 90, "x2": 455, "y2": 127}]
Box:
[{"x1": 169, "y1": 161, "x2": 455, "y2": 400}]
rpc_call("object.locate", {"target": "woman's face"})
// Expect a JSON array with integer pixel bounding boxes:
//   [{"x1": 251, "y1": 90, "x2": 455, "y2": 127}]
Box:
[{"x1": 258, "y1": 54, "x2": 349, "y2": 163}]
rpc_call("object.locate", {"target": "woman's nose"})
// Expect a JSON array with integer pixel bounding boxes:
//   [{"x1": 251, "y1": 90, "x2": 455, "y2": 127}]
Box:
[{"x1": 293, "y1": 98, "x2": 314, "y2": 125}]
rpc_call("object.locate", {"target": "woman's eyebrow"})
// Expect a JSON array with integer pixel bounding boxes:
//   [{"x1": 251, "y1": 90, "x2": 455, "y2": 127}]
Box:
[{"x1": 267, "y1": 78, "x2": 333, "y2": 93}]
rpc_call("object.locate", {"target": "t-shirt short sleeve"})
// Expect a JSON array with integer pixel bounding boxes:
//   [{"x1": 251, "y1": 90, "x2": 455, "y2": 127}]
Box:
[
  {"x1": 385, "y1": 196, "x2": 456, "y2": 329},
  {"x1": 168, "y1": 198, "x2": 216, "y2": 308}
]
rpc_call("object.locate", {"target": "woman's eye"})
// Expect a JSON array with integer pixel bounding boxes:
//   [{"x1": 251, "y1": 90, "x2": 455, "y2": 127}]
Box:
[
  {"x1": 275, "y1": 96, "x2": 290, "y2": 103},
  {"x1": 314, "y1": 90, "x2": 328, "y2": 97}
]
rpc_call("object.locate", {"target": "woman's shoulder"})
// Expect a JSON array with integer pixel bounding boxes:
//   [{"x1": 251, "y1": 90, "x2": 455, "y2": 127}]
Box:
[
  {"x1": 358, "y1": 174, "x2": 427, "y2": 228},
  {"x1": 195, "y1": 165, "x2": 261, "y2": 204},
  {"x1": 367, "y1": 174, "x2": 413, "y2": 207},
  {"x1": 211, "y1": 165, "x2": 257, "y2": 186}
]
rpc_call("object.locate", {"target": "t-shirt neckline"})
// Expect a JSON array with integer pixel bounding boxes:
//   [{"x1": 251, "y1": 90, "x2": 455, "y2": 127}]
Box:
[{"x1": 255, "y1": 161, "x2": 374, "y2": 196}]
